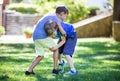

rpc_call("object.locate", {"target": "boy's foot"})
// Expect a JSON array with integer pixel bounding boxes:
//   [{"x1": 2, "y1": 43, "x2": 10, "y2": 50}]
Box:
[
  {"x1": 25, "y1": 71, "x2": 35, "y2": 75},
  {"x1": 52, "y1": 69, "x2": 59, "y2": 75},
  {"x1": 59, "y1": 60, "x2": 65, "y2": 73},
  {"x1": 64, "y1": 70, "x2": 78, "y2": 77}
]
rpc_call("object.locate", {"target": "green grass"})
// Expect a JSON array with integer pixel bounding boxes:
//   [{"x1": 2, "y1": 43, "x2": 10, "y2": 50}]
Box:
[{"x1": 0, "y1": 41, "x2": 120, "y2": 81}]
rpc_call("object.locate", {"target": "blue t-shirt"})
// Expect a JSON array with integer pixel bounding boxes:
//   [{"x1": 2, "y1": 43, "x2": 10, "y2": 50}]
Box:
[
  {"x1": 56, "y1": 22, "x2": 75, "y2": 38},
  {"x1": 33, "y1": 14, "x2": 61, "y2": 41},
  {"x1": 61, "y1": 22, "x2": 75, "y2": 36}
]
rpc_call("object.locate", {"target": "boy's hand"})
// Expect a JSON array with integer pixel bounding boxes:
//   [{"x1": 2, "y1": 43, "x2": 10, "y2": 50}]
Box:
[
  {"x1": 49, "y1": 36, "x2": 65, "y2": 52},
  {"x1": 61, "y1": 35, "x2": 66, "y2": 40}
]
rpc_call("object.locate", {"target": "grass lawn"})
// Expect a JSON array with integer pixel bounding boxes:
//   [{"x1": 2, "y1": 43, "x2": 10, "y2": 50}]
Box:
[{"x1": 0, "y1": 39, "x2": 120, "y2": 81}]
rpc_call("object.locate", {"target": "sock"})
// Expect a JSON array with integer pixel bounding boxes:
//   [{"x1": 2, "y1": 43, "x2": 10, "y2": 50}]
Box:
[
  {"x1": 71, "y1": 68, "x2": 76, "y2": 72},
  {"x1": 60, "y1": 60, "x2": 64, "y2": 64}
]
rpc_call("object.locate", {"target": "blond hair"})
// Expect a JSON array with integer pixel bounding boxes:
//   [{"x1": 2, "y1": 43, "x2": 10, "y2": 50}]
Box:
[{"x1": 44, "y1": 20, "x2": 57, "y2": 36}]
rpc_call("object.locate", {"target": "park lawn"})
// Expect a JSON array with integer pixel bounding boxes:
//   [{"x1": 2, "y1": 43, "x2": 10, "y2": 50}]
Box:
[{"x1": 0, "y1": 40, "x2": 120, "y2": 81}]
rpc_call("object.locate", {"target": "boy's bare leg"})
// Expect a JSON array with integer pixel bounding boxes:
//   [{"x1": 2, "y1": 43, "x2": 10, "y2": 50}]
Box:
[
  {"x1": 65, "y1": 55, "x2": 76, "y2": 72},
  {"x1": 28, "y1": 56, "x2": 44, "y2": 72},
  {"x1": 53, "y1": 50, "x2": 59, "y2": 69}
]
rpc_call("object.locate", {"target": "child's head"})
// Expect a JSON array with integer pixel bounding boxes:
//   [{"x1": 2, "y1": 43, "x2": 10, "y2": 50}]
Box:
[
  {"x1": 56, "y1": 6, "x2": 68, "y2": 21},
  {"x1": 44, "y1": 20, "x2": 57, "y2": 38}
]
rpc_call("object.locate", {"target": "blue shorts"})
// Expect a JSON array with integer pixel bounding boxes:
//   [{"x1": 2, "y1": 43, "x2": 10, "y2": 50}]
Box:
[{"x1": 58, "y1": 32, "x2": 77, "y2": 56}]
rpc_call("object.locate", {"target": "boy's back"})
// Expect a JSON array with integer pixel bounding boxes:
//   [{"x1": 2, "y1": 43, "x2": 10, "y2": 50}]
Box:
[
  {"x1": 56, "y1": 22, "x2": 76, "y2": 38},
  {"x1": 61, "y1": 22, "x2": 75, "y2": 36},
  {"x1": 33, "y1": 14, "x2": 60, "y2": 40}
]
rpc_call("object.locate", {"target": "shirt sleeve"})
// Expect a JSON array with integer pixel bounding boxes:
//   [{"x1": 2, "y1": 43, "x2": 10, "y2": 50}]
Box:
[{"x1": 51, "y1": 15, "x2": 60, "y2": 23}]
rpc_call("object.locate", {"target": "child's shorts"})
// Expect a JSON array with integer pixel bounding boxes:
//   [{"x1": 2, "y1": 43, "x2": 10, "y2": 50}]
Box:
[
  {"x1": 34, "y1": 37, "x2": 56, "y2": 56},
  {"x1": 59, "y1": 32, "x2": 77, "y2": 56}
]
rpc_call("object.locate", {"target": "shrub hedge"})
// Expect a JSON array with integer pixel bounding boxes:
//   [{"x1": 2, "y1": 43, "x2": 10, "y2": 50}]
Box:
[
  {"x1": 7, "y1": 0, "x2": 90, "y2": 23},
  {"x1": 7, "y1": 3, "x2": 39, "y2": 14}
]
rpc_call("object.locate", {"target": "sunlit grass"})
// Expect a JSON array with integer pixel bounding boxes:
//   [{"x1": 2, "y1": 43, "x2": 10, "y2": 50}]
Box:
[{"x1": 0, "y1": 40, "x2": 120, "y2": 81}]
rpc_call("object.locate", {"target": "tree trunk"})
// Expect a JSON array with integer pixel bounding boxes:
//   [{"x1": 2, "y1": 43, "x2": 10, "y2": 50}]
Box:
[
  {"x1": 113, "y1": 0, "x2": 120, "y2": 21},
  {"x1": 112, "y1": 0, "x2": 120, "y2": 41}
]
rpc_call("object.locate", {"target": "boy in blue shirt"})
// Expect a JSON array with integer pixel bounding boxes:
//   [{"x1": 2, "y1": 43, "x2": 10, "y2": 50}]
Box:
[
  {"x1": 55, "y1": 22, "x2": 78, "y2": 76},
  {"x1": 25, "y1": 6, "x2": 68, "y2": 75}
]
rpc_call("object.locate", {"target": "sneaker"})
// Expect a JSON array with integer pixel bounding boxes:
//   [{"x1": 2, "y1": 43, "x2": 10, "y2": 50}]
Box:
[
  {"x1": 59, "y1": 60, "x2": 65, "y2": 73},
  {"x1": 64, "y1": 70, "x2": 78, "y2": 76},
  {"x1": 52, "y1": 69, "x2": 59, "y2": 75},
  {"x1": 25, "y1": 71, "x2": 35, "y2": 75}
]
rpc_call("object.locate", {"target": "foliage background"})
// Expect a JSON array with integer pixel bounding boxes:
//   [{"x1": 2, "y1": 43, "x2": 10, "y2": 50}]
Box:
[
  {"x1": 7, "y1": 0, "x2": 113, "y2": 23},
  {"x1": 7, "y1": 0, "x2": 90, "y2": 23}
]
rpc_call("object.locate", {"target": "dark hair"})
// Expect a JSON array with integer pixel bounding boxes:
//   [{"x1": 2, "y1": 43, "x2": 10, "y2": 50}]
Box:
[
  {"x1": 44, "y1": 20, "x2": 57, "y2": 36},
  {"x1": 56, "y1": 6, "x2": 69, "y2": 14}
]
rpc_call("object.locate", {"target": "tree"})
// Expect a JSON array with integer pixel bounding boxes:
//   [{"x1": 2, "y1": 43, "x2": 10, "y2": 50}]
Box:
[
  {"x1": 113, "y1": 0, "x2": 120, "y2": 21},
  {"x1": 112, "y1": 0, "x2": 120, "y2": 41}
]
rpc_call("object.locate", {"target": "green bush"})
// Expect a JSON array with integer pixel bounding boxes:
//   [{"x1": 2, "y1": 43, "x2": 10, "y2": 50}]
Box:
[
  {"x1": 66, "y1": 0, "x2": 90, "y2": 23},
  {"x1": 7, "y1": 0, "x2": 90, "y2": 23},
  {"x1": 36, "y1": 0, "x2": 90, "y2": 23},
  {"x1": 36, "y1": 2, "x2": 58, "y2": 14},
  {"x1": 88, "y1": 6, "x2": 100, "y2": 16},
  {"x1": 7, "y1": 3, "x2": 38, "y2": 14}
]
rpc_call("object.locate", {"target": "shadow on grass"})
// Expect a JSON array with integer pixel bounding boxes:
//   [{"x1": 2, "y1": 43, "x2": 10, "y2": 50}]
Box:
[
  {"x1": 78, "y1": 69, "x2": 120, "y2": 81},
  {"x1": 0, "y1": 56, "x2": 31, "y2": 63},
  {"x1": 75, "y1": 42, "x2": 120, "y2": 61},
  {"x1": 36, "y1": 74, "x2": 48, "y2": 81},
  {"x1": 0, "y1": 44, "x2": 35, "y2": 54},
  {"x1": 77, "y1": 42, "x2": 120, "y2": 54},
  {"x1": 0, "y1": 74, "x2": 9, "y2": 81}
]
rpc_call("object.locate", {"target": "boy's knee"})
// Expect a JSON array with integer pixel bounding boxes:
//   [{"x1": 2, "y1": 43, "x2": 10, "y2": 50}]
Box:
[{"x1": 37, "y1": 56, "x2": 44, "y2": 60}]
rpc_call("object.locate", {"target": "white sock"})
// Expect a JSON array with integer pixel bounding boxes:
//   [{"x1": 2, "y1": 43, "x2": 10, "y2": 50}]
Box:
[
  {"x1": 60, "y1": 60, "x2": 64, "y2": 64},
  {"x1": 71, "y1": 68, "x2": 76, "y2": 72}
]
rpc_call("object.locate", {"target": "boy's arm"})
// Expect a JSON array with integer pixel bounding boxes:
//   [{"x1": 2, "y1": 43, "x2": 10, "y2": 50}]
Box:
[
  {"x1": 57, "y1": 23, "x2": 66, "y2": 36},
  {"x1": 50, "y1": 36, "x2": 66, "y2": 51}
]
